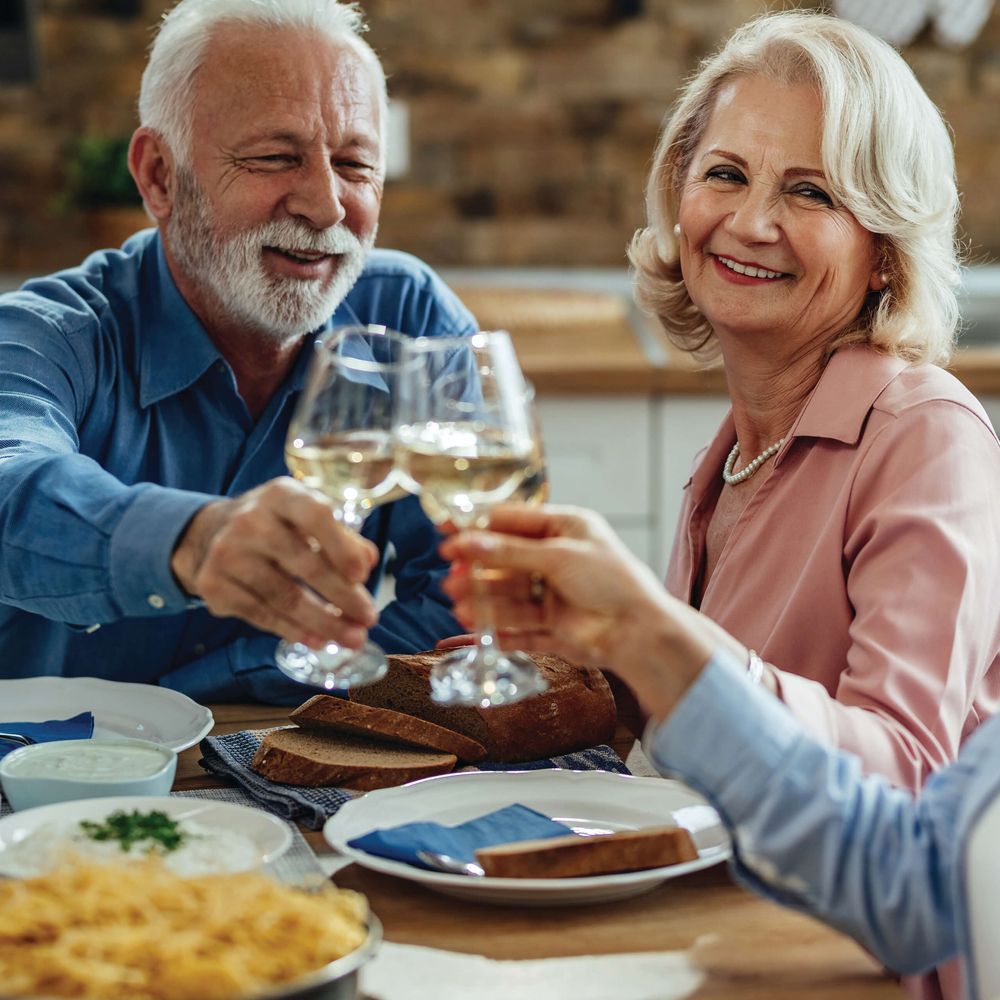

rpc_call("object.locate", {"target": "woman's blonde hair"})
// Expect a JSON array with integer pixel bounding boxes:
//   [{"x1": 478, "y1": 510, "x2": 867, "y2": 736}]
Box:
[{"x1": 629, "y1": 9, "x2": 961, "y2": 366}]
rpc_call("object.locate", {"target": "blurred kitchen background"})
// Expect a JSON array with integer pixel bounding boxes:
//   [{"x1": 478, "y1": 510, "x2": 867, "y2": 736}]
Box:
[{"x1": 2, "y1": 0, "x2": 999, "y2": 571}]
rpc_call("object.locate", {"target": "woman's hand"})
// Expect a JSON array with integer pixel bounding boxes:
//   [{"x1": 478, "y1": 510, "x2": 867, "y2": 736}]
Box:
[{"x1": 440, "y1": 505, "x2": 747, "y2": 721}]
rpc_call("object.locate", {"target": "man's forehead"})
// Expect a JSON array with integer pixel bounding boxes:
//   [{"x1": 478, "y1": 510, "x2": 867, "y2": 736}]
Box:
[{"x1": 193, "y1": 22, "x2": 381, "y2": 129}]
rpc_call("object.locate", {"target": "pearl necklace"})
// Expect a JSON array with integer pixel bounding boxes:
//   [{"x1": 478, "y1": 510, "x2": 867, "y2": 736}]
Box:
[{"x1": 722, "y1": 437, "x2": 785, "y2": 486}]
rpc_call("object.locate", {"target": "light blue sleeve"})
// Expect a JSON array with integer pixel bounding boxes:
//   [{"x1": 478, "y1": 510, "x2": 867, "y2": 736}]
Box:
[{"x1": 644, "y1": 649, "x2": 983, "y2": 974}]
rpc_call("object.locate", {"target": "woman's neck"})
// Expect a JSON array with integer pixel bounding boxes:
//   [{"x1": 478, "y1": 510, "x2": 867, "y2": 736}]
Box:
[{"x1": 719, "y1": 336, "x2": 827, "y2": 455}]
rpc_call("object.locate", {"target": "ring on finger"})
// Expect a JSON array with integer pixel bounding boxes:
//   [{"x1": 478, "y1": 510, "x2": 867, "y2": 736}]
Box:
[{"x1": 528, "y1": 572, "x2": 548, "y2": 606}]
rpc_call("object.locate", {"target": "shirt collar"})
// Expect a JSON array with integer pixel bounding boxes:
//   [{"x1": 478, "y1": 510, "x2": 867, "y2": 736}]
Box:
[
  {"x1": 137, "y1": 232, "x2": 367, "y2": 407},
  {"x1": 686, "y1": 345, "x2": 910, "y2": 498},
  {"x1": 138, "y1": 234, "x2": 225, "y2": 409},
  {"x1": 789, "y1": 345, "x2": 909, "y2": 446}
]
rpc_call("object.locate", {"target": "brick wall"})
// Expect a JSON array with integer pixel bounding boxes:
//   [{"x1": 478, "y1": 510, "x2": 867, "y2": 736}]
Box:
[{"x1": 1, "y1": 0, "x2": 998, "y2": 272}]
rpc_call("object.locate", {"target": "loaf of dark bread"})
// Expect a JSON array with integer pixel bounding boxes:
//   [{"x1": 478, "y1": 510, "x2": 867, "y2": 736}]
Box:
[
  {"x1": 475, "y1": 825, "x2": 699, "y2": 878},
  {"x1": 350, "y1": 651, "x2": 617, "y2": 763},
  {"x1": 290, "y1": 695, "x2": 487, "y2": 763},
  {"x1": 250, "y1": 727, "x2": 457, "y2": 789}
]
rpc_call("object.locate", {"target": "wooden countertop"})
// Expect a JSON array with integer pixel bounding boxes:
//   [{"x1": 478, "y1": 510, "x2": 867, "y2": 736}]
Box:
[
  {"x1": 453, "y1": 285, "x2": 1000, "y2": 396},
  {"x1": 175, "y1": 703, "x2": 903, "y2": 1000}
]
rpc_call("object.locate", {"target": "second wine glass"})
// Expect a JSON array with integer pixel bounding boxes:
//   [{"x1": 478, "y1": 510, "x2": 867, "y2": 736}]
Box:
[
  {"x1": 397, "y1": 331, "x2": 550, "y2": 707},
  {"x1": 275, "y1": 325, "x2": 411, "y2": 691}
]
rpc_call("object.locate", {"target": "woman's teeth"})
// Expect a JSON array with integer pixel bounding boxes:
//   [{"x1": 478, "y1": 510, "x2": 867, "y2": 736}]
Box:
[{"x1": 717, "y1": 255, "x2": 785, "y2": 280}]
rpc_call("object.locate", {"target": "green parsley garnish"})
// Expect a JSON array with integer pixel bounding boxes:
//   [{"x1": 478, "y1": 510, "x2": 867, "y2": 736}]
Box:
[{"x1": 78, "y1": 810, "x2": 186, "y2": 853}]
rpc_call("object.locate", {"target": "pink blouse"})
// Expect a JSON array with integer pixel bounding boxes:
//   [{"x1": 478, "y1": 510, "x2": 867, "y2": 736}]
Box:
[{"x1": 666, "y1": 345, "x2": 1000, "y2": 793}]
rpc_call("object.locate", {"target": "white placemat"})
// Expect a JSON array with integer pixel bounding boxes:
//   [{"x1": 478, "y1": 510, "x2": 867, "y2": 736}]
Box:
[{"x1": 360, "y1": 942, "x2": 704, "y2": 1000}]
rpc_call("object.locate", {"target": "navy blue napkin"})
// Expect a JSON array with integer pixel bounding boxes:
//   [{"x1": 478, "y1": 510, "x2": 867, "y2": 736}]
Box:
[
  {"x1": 347, "y1": 803, "x2": 572, "y2": 868},
  {"x1": 199, "y1": 726, "x2": 630, "y2": 830},
  {"x1": 0, "y1": 712, "x2": 94, "y2": 760}
]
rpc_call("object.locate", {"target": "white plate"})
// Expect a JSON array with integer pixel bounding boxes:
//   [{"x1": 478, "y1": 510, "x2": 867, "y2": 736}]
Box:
[
  {"x1": 0, "y1": 795, "x2": 293, "y2": 877},
  {"x1": 324, "y1": 770, "x2": 731, "y2": 906},
  {"x1": 0, "y1": 677, "x2": 213, "y2": 752}
]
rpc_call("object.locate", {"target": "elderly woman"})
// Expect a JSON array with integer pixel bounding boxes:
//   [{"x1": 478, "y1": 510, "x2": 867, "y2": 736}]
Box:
[
  {"x1": 626, "y1": 10, "x2": 1000, "y2": 792},
  {"x1": 444, "y1": 11, "x2": 1000, "y2": 1000}
]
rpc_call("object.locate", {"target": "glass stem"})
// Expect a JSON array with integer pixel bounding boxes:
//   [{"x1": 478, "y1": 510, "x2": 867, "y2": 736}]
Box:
[{"x1": 471, "y1": 560, "x2": 499, "y2": 652}]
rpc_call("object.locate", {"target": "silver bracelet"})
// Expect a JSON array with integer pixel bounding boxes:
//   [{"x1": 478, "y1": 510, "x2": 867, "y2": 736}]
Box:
[{"x1": 747, "y1": 649, "x2": 765, "y2": 685}]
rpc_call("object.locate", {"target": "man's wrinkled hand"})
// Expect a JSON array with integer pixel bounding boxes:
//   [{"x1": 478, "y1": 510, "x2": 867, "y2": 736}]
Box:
[{"x1": 170, "y1": 478, "x2": 379, "y2": 648}]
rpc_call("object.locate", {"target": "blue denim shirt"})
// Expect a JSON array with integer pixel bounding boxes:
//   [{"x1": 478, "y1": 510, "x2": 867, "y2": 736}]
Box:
[
  {"x1": 0, "y1": 230, "x2": 475, "y2": 704},
  {"x1": 647, "y1": 649, "x2": 1000, "y2": 999}
]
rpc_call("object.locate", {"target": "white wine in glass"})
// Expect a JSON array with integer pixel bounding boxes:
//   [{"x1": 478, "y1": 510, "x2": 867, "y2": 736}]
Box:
[
  {"x1": 398, "y1": 331, "x2": 549, "y2": 708},
  {"x1": 275, "y1": 326, "x2": 411, "y2": 691}
]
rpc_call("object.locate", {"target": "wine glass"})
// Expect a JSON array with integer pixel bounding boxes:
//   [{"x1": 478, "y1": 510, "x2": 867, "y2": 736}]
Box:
[
  {"x1": 274, "y1": 325, "x2": 412, "y2": 691},
  {"x1": 396, "y1": 331, "x2": 550, "y2": 707},
  {"x1": 506, "y1": 382, "x2": 549, "y2": 505}
]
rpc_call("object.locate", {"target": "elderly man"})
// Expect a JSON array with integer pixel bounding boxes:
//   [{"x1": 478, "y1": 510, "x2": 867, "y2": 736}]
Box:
[{"x1": 0, "y1": 0, "x2": 474, "y2": 703}]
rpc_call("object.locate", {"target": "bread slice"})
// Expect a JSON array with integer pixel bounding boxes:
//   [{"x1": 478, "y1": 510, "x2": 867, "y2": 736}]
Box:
[
  {"x1": 474, "y1": 825, "x2": 699, "y2": 879},
  {"x1": 350, "y1": 651, "x2": 617, "y2": 763},
  {"x1": 290, "y1": 695, "x2": 486, "y2": 763},
  {"x1": 250, "y1": 727, "x2": 457, "y2": 790}
]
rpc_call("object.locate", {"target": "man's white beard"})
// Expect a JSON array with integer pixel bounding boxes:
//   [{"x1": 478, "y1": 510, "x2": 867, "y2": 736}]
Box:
[{"x1": 167, "y1": 168, "x2": 374, "y2": 341}]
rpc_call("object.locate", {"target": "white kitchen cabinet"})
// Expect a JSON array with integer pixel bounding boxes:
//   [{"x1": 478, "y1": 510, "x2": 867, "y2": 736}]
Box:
[
  {"x1": 535, "y1": 393, "x2": 731, "y2": 577},
  {"x1": 535, "y1": 395, "x2": 656, "y2": 567}
]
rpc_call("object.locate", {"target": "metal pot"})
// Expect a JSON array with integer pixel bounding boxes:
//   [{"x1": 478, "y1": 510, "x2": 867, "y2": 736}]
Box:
[{"x1": 251, "y1": 916, "x2": 383, "y2": 1000}]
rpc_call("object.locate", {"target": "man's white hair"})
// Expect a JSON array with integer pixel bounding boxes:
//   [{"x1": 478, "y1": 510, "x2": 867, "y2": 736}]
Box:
[{"x1": 138, "y1": 0, "x2": 387, "y2": 166}]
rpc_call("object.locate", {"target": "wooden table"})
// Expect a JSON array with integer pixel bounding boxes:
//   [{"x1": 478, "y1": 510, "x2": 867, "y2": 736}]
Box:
[{"x1": 174, "y1": 704, "x2": 904, "y2": 1000}]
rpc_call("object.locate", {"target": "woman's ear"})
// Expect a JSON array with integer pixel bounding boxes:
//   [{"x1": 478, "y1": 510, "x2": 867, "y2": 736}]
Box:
[
  {"x1": 128, "y1": 128, "x2": 174, "y2": 223},
  {"x1": 869, "y1": 241, "x2": 891, "y2": 291}
]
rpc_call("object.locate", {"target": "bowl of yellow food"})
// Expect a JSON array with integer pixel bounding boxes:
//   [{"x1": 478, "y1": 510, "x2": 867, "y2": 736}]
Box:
[
  {"x1": 0, "y1": 737, "x2": 176, "y2": 811},
  {"x1": 0, "y1": 858, "x2": 380, "y2": 1000}
]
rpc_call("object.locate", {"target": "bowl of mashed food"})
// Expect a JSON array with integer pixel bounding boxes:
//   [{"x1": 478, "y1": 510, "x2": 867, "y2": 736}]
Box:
[{"x1": 0, "y1": 737, "x2": 177, "y2": 810}]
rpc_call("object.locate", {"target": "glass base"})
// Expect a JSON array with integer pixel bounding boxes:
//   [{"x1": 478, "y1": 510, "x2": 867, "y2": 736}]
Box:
[
  {"x1": 429, "y1": 645, "x2": 549, "y2": 708},
  {"x1": 275, "y1": 639, "x2": 388, "y2": 691}
]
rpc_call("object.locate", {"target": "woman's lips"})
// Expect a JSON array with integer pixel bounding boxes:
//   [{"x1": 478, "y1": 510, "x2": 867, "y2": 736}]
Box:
[{"x1": 711, "y1": 253, "x2": 791, "y2": 285}]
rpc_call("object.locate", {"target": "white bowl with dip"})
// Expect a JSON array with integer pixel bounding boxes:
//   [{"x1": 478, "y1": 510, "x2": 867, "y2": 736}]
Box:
[{"x1": 0, "y1": 738, "x2": 177, "y2": 811}]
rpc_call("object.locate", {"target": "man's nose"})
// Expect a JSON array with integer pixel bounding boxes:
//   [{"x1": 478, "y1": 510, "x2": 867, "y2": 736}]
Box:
[
  {"x1": 725, "y1": 188, "x2": 781, "y2": 244},
  {"x1": 284, "y1": 160, "x2": 346, "y2": 230}
]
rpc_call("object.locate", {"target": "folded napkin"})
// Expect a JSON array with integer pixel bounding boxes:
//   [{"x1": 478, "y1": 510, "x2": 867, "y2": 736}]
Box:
[
  {"x1": 0, "y1": 712, "x2": 94, "y2": 761},
  {"x1": 199, "y1": 727, "x2": 630, "y2": 830},
  {"x1": 348, "y1": 803, "x2": 572, "y2": 868}
]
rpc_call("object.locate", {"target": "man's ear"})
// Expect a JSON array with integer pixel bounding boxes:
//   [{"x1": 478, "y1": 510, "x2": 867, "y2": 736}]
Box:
[{"x1": 128, "y1": 128, "x2": 175, "y2": 223}]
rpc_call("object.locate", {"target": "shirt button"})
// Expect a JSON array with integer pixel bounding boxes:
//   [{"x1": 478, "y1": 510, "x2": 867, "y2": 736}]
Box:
[
  {"x1": 193, "y1": 643, "x2": 206, "y2": 656},
  {"x1": 147, "y1": 593, "x2": 166, "y2": 609}
]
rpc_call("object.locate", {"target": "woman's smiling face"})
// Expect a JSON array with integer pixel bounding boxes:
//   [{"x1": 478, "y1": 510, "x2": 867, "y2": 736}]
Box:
[{"x1": 676, "y1": 74, "x2": 883, "y2": 354}]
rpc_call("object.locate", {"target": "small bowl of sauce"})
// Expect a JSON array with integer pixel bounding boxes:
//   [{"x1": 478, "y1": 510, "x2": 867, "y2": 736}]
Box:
[{"x1": 0, "y1": 738, "x2": 177, "y2": 811}]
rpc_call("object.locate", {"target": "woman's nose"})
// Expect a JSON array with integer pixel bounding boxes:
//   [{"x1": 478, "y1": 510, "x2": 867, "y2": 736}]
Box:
[
  {"x1": 284, "y1": 161, "x2": 347, "y2": 230},
  {"x1": 726, "y1": 189, "x2": 781, "y2": 244}
]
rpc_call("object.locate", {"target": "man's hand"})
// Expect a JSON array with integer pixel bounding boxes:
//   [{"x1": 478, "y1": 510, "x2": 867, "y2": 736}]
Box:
[{"x1": 171, "y1": 478, "x2": 379, "y2": 649}]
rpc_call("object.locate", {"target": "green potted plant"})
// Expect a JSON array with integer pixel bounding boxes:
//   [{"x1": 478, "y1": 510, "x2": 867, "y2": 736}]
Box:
[{"x1": 63, "y1": 134, "x2": 151, "y2": 250}]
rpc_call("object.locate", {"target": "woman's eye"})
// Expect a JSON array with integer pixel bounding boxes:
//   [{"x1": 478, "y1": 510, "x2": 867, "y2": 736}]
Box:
[
  {"x1": 705, "y1": 166, "x2": 745, "y2": 184},
  {"x1": 792, "y1": 185, "x2": 833, "y2": 204}
]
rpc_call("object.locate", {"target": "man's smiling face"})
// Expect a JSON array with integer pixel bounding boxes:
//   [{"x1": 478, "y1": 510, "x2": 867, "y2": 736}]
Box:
[{"x1": 165, "y1": 22, "x2": 384, "y2": 339}]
